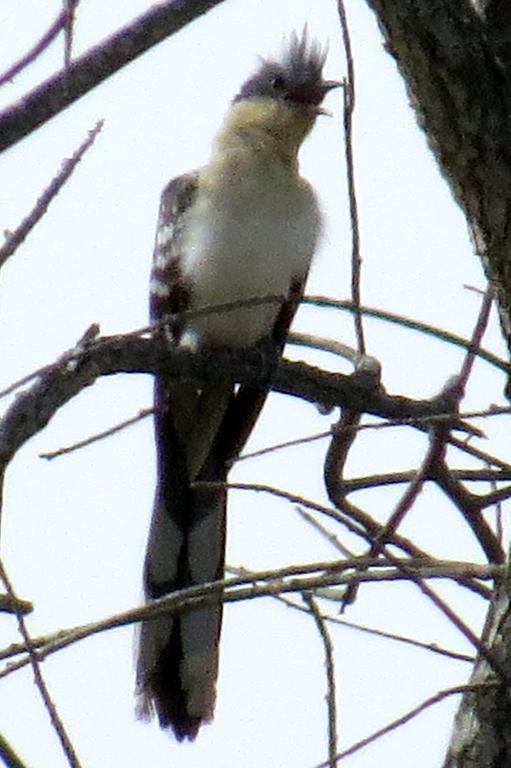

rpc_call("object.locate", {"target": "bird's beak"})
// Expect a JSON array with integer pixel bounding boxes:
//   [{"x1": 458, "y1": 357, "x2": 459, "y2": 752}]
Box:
[
  {"x1": 322, "y1": 79, "x2": 343, "y2": 93},
  {"x1": 316, "y1": 80, "x2": 343, "y2": 115},
  {"x1": 286, "y1": 79, "x2": 342, "y2": 113}
]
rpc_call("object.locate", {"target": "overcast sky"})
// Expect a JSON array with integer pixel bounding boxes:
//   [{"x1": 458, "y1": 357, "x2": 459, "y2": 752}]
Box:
[{"x1": 0, "y1": 2, "x2": 508, "y2": 767}]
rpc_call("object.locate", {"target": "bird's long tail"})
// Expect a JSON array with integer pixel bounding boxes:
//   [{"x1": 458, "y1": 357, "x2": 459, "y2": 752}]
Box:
[{"x1": 135, "y1": 378, "x2": 231, "y2": 741}]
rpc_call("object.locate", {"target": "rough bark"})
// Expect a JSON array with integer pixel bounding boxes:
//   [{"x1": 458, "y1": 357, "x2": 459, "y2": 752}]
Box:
[
  {"x1": 362, "y1": 1, "x2": 511, "y2": 762},
  {"x1": 364, "y1": 0, "x2": 511, "y2": 365},
  {"x1": 443, "y1": 566, "x2": 511, "y2": 768}
]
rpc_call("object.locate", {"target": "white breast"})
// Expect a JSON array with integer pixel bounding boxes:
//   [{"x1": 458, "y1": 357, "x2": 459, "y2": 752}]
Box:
[{"x1": 179, "y1": 166, "x2": 321, "y2": 348}]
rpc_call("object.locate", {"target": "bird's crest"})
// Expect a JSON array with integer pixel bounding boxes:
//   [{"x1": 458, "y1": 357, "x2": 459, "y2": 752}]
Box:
[{"x1": 234, "y1": 30, "x2": 333, "y2": 107}]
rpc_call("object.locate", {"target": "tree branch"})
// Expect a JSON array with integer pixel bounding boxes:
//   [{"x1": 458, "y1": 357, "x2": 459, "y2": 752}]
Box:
[
  {"x1": 363, "y1": 0, "x2": 511, "y2": 361},
  {"x1": 0, "y1": 558, "x2": 497, "y2": 675},
  {"x1": 0, "y1": 329, "x2": 463, "y2": 472},
  {"x1": 0, "y1": 0, "x2": 227, "y2": 153},
  {"x1": 0, "y1": 121, "x2": 102, "y2": 268}
]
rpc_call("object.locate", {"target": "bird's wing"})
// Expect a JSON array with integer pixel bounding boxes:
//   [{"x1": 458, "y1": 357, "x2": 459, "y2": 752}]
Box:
[
  {"x1": 209, "y1": 274, "x2": 307, "y2": 467},
  {"x1": 137, "y1": 172, "x2": 310, "y2": 741},
  {"x1": 137, "y1": 171, "x2": 232, "y2": 741}
]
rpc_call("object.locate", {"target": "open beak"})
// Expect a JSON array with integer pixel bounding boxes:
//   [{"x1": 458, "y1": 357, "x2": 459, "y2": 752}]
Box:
[
  {"x1": 316, "y1": 79, "x2": 343, "y2": 115},
  {"x1": 322, "y1": 79, "x2": 343, "y2": 93}
]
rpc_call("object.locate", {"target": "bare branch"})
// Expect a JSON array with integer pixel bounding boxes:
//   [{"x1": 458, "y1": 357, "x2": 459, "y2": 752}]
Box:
[
  {"x1": 0, "y1": 9, "x2": 67, "y2": 88},
  {"x1": 304, "y1": 593, "x2": 338, "y2": 767},
  {"x1": 0, "y1": 558, "x2": 497, "y2": 678},
  {"x1": 63, "y1": 0, "x2": 80, "y2": 69},
  {"x1": 0, "y1": 0, "x2": 227, "y2": 153},
  {"x1": 0, "y1": 559, "x2": 82, "y2": 768},
  {"x1": 343, "y1": 468, "x2": 511, "y2": 493},
  {"x1": 449, "y1": 434, "x2": 511, "y2": 473},
  {"x1": 458, "y1": 288, "x2": 494, "y2": 389},
  {"x1": 337, "y1": 1, "x2": 365, "y2": 354},
  {"x1": 225, "y1": 481, "x2": 441, "y2": 564},
  {"x1": 392, "y1": 559, "x2": 507, "y2": 682},
  {"x1": 254, "y1": 590, "x2": 474, "y2": 664},
  {"x1": 0, "y1": 121, "x2": 103, "y2": 269},
  {"x1": 304, "y1": 296, "x2": 508, "y2": 374},
  {"x1": 40, "y1": 407, "x2": 153, "y2": 460},
  {"x1": 314, "y1": 684, "x2": 498, "y2": 766},
  {"x1": 236, "y1": 428, "x2": 332, "y2": 464},
  {"x1": 296, "y1": 507, "x2": 356, "y2": 558},
  {"x1": 434, "y1": 463, "x2": 504, "y2": 563},
  {"x1": 0, "y1": 593, "x2": 32, "y2": 615},
  {"x1": 0, "y1": 327, "x2": 471, "y2": 476},
  {"x1": 0, "y1": 733, "x2": 29, "y2": 768},
  {"x1": 362, "y1": 0, "x2": 511, "y2": 363}
]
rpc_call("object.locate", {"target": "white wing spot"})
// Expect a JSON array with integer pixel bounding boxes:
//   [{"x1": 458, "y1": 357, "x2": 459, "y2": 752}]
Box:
[
  {"x1": 179, "y1": 328, "x2": 199, "y2": 352},
  {"x1": 150, "y1": 277, "x2": 171, "y2": 297},
  {"x1": 154, "y1": 250, "x2": 171, "y2": 270},
  {"x1": 156, "y1": 223, "x2": 175, "y2": 248}
]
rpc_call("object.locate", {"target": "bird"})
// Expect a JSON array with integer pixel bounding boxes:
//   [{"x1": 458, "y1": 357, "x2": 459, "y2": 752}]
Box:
[{"x1": 135, "y1": 30, "x2": 338, "y2": 741}]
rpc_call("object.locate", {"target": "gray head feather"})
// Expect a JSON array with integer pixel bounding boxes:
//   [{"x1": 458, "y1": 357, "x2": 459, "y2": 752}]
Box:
[{"x1": 234, "y1": 30, "x2": 333, "y2": 107}]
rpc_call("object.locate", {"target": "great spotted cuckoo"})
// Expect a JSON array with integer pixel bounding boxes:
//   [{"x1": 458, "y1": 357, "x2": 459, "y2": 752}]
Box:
[{"x1": 136, "y1": 31, "x2": 338, "y2": 741}]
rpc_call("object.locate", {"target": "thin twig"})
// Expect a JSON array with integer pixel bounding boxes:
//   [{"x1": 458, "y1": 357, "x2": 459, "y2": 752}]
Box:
[
  {"x1": 64, "y1": 1, "x2": 80, "y2": 69},
  {"x1": 40, "y1": 407, "x2": 153, "y2": 459},
  {"x1": 0, "y1": 732, "x2": 29, "y2": 768},
  {"x1": 254, "y1": 589, "x2": 474, "y2": 663},
  {"x1": 238, "y1": 402, "x2": 511, "y2": 467},
  {"x1": 0, "y1": 0, "x2": 229, "y2": 154},
  {"x1": 0, "y1": 560, "x2": 82, "y2": 768},
  {"x1": 0, "y1": 559, "x2": 496, "y2": 678},
  {"x1": 313, "y1": 683, "x2": 497, "y2": 766},
  {"x1": 290, "y1": 332, "x2": 359, "y2": 364},
  {"x1": 297, "y1": 508, "x2": 356, "y2": 558},
  {"x1": 225, "y1": 481, "x2": 441, "y2": 562},
  {"x1": 303, "y1": 296, "x2": 508, "y2": 374},
  {"x1": 449, "y1": 433, "x2": 511, "y2": 473},
  {"x1": 0, "y1": 10, "x2": 67, "y2": 88},
  {"x1": 227, "y1": 565, "x2": 473, "y2": 662},
  {"x1": 231, "y1": 482, "x2": 491, "y2": 599},
  {"x1": 343, "y1": 467, "x2": 511, "y2": 492},
  {"x1": 304, "y1": 593, "x2": 338, "y2": 767},
  {"x1": 236, "y1": 429, "x2": 333, "y2": 463},
  {"x1": 339, "y1": 417, "x2": 451, "y2": 607},
  {"x1": 0, "y1": 121, "x2": 103, "y2": 269},
  {"x1": 389, "y1": 555, "x2": 507, "y2": 681},
  {"x1": 337, "y1": 1, "x2": 365, "y2": 354},
  {"x1": 376, "y1": 425, "x2": 448, "y2": 547},
  {"x1": 457, "y1": 287, "x2": 493, "y2": 389},
  {"x1": 435, "y1": 462, "x2": 504, "y2": 562}
]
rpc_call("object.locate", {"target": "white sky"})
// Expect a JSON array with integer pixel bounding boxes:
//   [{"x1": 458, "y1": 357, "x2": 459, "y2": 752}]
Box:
[{"x1": 0, "y1": 2, "x2": 508, "y2": 767}]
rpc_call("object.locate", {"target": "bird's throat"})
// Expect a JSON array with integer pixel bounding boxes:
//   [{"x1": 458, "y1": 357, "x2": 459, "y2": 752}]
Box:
[{"x1": 214, "y1": 97, "x2": 316, "y2": 171}]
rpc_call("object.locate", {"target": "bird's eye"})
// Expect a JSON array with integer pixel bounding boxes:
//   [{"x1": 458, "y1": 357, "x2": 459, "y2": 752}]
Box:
[{"x1": 271, "y1": 75, "x2": 286, "y2": 90}]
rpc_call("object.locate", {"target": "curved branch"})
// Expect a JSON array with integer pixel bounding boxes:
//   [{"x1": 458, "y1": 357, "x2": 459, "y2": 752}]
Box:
[
  {"x1": 303, "y1": 296, "x2": 508, "y2": 375},
  {"x1": 0, "y1": 8, "x2": 67, "y2": 88},
  {"x1": 0, "y1": 0, "x2": 227, "y2": 154},
  {"x1": 363, "y1": 1, "x2": 511, "y2": 357},
  {"x1": 0, "y1": 557, "x2": 498, "y2": 674},
  {"x1": 0, "y1": 330, "x2": 464, "y2": 470}
]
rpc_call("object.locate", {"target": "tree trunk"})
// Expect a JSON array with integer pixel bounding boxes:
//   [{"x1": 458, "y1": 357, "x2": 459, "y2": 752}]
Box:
[
  {"x1": 364, "y1": 0, "x2": 511, "y2": 366},
  {"x1": 362, "y1": 0, "x2": 511, "y2": 761},
  {"x1": 443, "y1": 565, "x2": 511, "y2": 767}
]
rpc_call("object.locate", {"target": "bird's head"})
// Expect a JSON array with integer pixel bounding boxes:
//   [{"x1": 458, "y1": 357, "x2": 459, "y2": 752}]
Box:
[
  {"x1": 234, "y1": 30, "x2": 339, "y2": 111},
  {"x1": 216, "y1": 31, "x2": 339, "y2": 164}
]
